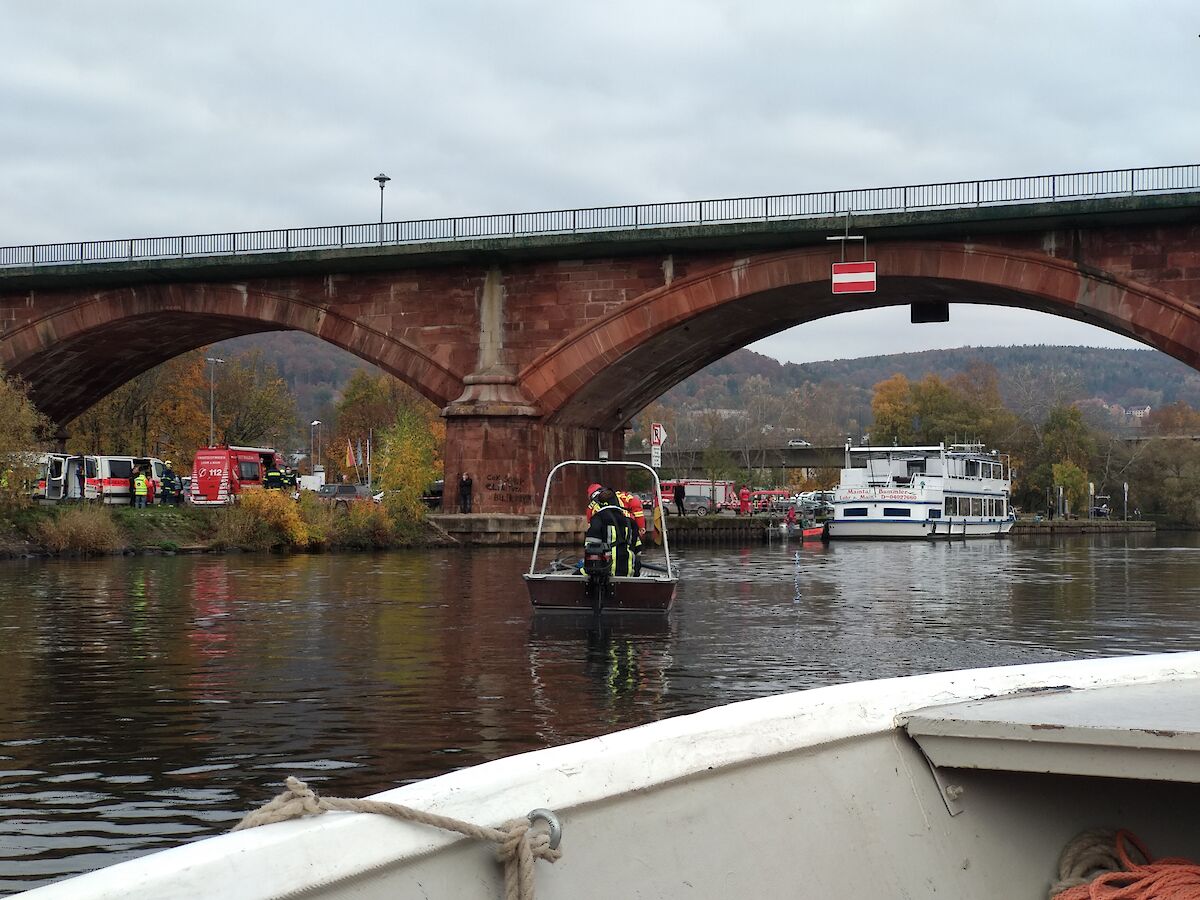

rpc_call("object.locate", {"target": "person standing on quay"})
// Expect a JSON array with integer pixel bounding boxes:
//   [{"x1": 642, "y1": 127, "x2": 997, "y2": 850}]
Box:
[
  {"x1": 739, "y1": 485, "x2": 751, "y2": 517},
  {"x1": 673, "y1": 482, "x2": 686, "y2": 517},
  {"x1": 133, "y1": 468, "x2": 149, "y2": 509},
  {"x1": 459, "y1": 473, "x2": 473, "y2": 513}
]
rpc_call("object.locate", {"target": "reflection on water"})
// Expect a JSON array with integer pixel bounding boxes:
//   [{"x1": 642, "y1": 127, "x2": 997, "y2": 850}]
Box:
[{"x1": 3, "y1": 534, "x2": 1200, "y2": 893}]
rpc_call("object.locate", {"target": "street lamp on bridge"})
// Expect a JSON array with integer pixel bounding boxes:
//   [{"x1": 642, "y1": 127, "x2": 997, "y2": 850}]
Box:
[
  {"x1": 310, "y1": 420, "x2": 322, "y2": 476},
  {"x1": 374, "y1": 173, "x2": 391, "y2": 226},
  {"x1": 205, "y1": 356, "x2": 225, "y2": 447}
]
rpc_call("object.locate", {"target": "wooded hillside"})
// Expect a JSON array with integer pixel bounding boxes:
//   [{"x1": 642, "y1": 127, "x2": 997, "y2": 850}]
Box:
[{"x1": 212, "y1": 332, "x2": 1200, "y2": 436}]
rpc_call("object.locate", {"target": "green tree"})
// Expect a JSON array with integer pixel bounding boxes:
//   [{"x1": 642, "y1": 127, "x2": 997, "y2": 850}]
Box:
[{"x1": 1052, "y1": 460, "x2": 1089, "y2": 515}]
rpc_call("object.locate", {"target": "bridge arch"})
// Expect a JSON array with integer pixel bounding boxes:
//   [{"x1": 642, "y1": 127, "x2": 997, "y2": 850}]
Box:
[
  {"x1": 522, "y1": 242, "x2": 1199, "y2": 429},
  {"x1": 1, "y1": 282, "x2": 462, "y2": 423}
]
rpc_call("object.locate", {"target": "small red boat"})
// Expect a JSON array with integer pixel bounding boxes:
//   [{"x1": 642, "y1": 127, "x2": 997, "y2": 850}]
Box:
[{"x1": 800, "y1": 523, "x2": 827, "y2": 541}]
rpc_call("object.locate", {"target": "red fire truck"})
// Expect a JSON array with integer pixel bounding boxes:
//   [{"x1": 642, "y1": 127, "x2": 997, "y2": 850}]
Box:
[{"x1": 189, "y1": 446, "x2": 282, "y2": 505}]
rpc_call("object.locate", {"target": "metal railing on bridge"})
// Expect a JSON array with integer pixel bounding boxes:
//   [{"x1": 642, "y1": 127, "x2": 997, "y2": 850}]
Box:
[{"x1": 3, "y1": 163, "x2": 1198, "y2": 269}]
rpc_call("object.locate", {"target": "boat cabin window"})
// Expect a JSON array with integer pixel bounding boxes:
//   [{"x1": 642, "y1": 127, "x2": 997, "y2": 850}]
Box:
[
  {"x1": 906, "y1": 460, "x2": 925, "y2": 478},
  {"x1": 843, "y1": 508, "x2": 868, "y2": 517},
  {"x1": 966, "y1": 460, "x2": 981, "y2": 478},
  {"x1": 945, "y1": 497, "x2": 958, "y2": 515},
  {"x1": 970, "y1": 497, "x2": 983, "y2": 516},
  {"x1": 883, "y1": 507, "x2": 911, "y2": 517},
  {"x1": 927, "y1": 509, "x2": 941, "y2": 519}
]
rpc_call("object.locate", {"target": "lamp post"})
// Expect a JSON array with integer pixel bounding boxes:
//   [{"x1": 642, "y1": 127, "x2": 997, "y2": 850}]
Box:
[
  {"x1": 374, "y1": 172, "x2": 391, "y2": 229},
  {"x1": 310, "y1": 420, "x2": 322, "y2": 475},
  {"x1": 205, "y1": 357, "x2": 225, "y2": 447}
]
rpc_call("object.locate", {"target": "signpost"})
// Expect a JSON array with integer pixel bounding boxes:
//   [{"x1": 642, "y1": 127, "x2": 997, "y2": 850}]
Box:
[
  {"x1": 650, "y1": 422, "x2": 667, "y2": 468},
  {"x1": 831, "y1": 261, "x2": 877, "y2": 294}
]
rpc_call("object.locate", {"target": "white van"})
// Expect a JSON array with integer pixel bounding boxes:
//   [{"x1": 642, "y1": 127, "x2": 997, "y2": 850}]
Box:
[
  {"x1": 37, "y1": 453, "x2": 92, "y2": 501},
  {"x1": 95, "y1": 456, "x2": 165, "y2": 504}
]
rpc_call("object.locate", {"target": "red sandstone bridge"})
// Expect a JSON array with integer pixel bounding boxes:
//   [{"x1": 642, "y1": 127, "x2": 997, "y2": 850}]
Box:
[{"x1": 2, "y1": 164, "x2": 1199, "y2": 514}]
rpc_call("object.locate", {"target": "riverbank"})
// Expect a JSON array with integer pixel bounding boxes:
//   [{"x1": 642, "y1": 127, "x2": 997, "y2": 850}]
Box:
[{"x1": 0, "y1": 495, "x2": 454, "y2": 558}]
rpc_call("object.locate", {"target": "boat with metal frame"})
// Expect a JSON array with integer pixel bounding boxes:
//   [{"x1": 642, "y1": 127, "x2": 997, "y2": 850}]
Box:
[{"x1": 523, "y1": 459, "x2": 677, "y2": 614}]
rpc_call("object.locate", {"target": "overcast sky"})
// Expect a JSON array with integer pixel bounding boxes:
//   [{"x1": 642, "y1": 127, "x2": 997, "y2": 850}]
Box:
[{"x1": 3, "y1": 1, "x2": 1196, "y2": 363}]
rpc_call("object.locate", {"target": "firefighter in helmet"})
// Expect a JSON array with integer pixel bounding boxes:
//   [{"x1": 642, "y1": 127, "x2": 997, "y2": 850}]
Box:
[{"x1": 584, "y1": 486, "x2": 642, "y2": 576}]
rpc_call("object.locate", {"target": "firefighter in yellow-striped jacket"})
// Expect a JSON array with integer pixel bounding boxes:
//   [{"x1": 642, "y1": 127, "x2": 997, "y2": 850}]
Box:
[{"x1": 584, "y1": 486, "x2": 642, "y2": 576}]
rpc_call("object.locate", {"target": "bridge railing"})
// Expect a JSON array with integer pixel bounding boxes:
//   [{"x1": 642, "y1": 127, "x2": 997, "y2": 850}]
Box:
[{"x1": 3, "y1": 163, "x2": 1198, "y2": 268}]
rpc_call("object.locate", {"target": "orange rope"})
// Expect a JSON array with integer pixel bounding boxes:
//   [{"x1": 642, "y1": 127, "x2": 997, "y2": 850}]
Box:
[{"x1": 1054, "y1": 830, "x2": 1200, "y2": 899}]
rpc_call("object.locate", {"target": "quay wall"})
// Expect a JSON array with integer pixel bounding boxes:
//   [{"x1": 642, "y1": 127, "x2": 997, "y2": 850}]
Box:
[
  {"x1": 1009, "y1": 519, "x2": 1155, "y2": 535},
  {"x1": 431, "y1": 514, "x2": 1158, "y2": 545}
]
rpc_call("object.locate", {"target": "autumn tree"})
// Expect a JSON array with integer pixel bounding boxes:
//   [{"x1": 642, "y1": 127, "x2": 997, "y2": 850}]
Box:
[
  {"x1": 1012, "y1": 405, "x2": 1097, "y2": 512},
  {"x1": 322, "y1": 372, "x2": 441, "y2": 484},
  {"x1": 67, "y1": 351, "x2": 208, "y2": 465},
  {"x1": 213, "y1": 351, "x2": 298, "y2": 450},
  {"x1": 0, "y1": 372, "x2": 49, "y2": 502},
  {"x1": 870, "y1": 374, "x2": 918, "y2": 444},
  {"x1": 1127, "y1": 439, "x2": 1200, "y2": 524},
  {"x1": 1146, "y1": 401, "x2": 1200, "y2": 436},
  {"x1": 375, "y1": 403, "x2": 442, "y2": 522}
]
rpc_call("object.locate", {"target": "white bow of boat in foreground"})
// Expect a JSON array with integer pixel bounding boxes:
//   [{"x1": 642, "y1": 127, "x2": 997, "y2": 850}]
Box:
[{"x1": 20, "y1": 652, "x2": 1200, "y2": 899}]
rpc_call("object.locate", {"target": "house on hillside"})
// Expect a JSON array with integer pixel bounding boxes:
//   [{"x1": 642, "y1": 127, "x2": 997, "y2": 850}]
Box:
[{"x1": 1125, "y1": 405, "x2": 1152, "y2": 426}]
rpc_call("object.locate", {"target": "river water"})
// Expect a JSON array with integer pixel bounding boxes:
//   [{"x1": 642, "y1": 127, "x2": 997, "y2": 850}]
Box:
[{"x1": 2, "y1": 532, "x2": 1199, "y2": 894}]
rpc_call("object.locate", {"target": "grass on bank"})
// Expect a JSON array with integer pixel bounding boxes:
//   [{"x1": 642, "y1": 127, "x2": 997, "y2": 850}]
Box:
[
  {"x1": 3, "y1": 489, "x2": 427, "y2": 556},
  {"x1": 35, "y1": 505, "x2": 125, "y2": 555}
]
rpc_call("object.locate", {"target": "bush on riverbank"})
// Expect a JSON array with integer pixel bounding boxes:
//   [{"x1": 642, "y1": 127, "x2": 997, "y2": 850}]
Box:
[
  {"x1": 211, "y1": 491, "x2": 406, "y2": 551},
  {"x1": 6, "y1": 488, "x2": 435, "y2": 557},
  {"x1": 330, "y1": 499, "x2": 397, "y2": 549},
  {"x1": 36, "y1": 505, "x2": 125, "y2": 555},
  {"x1": 212, "y1": 490, "x2": 310, "y2": 550}
]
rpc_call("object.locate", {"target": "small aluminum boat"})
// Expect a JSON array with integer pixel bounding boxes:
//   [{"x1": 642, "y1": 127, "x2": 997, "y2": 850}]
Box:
[{"x1": 523, "y1": 459, "x2": 677, "y2": 614}]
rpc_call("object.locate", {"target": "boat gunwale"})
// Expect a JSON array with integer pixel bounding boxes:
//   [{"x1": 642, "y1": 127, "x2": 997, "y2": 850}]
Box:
[{"x1": 22, "y1": 651, "x2": 1200, "y2": 900}]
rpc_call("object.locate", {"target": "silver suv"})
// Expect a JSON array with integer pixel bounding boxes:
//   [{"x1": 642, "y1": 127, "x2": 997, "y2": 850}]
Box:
[{"x1": 316, "y1": 483, "x2": 374, "y2": 509}]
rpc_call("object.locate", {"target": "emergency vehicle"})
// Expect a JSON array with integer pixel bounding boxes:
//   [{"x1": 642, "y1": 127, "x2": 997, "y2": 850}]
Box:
[
  {"x1": 659, "y1": 479, "x2": 737, "y2": 508},
  {"x1": 190, "y1": 446, "x2": 282, "y2": 505},
  {"x1": 37, "y1": 454, "x2": 165, "y2": 504}
]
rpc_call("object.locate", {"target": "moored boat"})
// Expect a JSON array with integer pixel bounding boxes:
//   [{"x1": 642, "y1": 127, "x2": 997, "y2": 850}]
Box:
[
  {"x1": 21, "y1": 651, "x2": 1200, "y2": 899},
  {"x1": 523, "y1": 459, "x2": 677, "y2": 614},
  {"x1": 827, "y1": 441, "x2": 1015, "y2": 540}
]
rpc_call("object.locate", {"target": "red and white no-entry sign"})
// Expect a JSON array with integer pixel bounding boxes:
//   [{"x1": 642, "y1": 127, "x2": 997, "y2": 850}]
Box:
[{"x1": 831, "y1": 261, "x2": 877, "y2": 294}]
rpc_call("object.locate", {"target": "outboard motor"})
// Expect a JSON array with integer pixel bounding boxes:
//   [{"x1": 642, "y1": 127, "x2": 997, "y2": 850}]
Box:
[{"x1": 582, "y1": 536, "x2": 612, "y2": 614}]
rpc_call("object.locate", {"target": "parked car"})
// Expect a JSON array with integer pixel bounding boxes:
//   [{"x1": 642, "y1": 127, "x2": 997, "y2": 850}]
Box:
[
  {"x1": 317, "y1": 483, "x2": 375, "y2": 509},
  {"x1": 421, "y1": 479, "x2": 444, "y2": 510},
  {"x1": 667, "y1": 494, "x2": 717, "y2": 517},
  {"x1": 786, "y1": 439, "x2": 812, "y2": 448}
]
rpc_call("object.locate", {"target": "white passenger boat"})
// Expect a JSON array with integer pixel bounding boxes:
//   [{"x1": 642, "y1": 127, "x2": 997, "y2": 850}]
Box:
[
  {"x1": 20, "y1": 652, "x2": 1200, "y2": 899},
  {"x1": 827, "y1": 442, "x2": 1015, "y2": 539}
]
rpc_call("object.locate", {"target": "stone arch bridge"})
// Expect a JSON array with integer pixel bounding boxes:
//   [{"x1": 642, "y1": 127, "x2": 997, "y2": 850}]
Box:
[{"x1": 2, "y1": 170, "x2": 1199, "y2": 514}]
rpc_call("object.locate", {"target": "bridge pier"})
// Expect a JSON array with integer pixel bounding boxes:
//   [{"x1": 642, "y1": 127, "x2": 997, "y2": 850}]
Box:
[{"x1": 441, "y1": 414, "x2": 626, "y2": 515}]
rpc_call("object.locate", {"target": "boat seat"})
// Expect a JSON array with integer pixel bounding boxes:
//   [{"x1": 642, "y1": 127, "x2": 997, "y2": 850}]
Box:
[{"x1": 901, "y1": 682, "x2": 1200, "y2": 783}]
